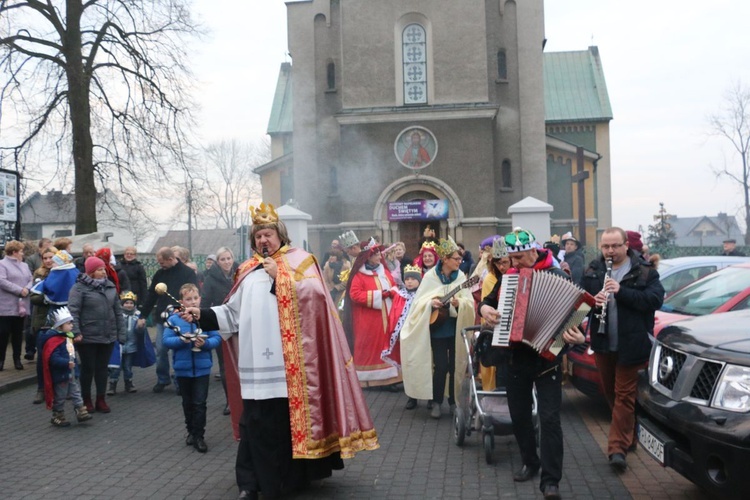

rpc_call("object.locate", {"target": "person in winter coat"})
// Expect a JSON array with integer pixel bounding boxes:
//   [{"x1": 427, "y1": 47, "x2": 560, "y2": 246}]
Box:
[
  {"x1": 561, "y1": 232, "x2": 585, "y2": 285},
  {"x1": 107, "y1": 291, "x2": 148, "y2": 395},
  {"x1": 25, "y1": 245, "x2": 57, "y2": 362},
  {"x1": 119, "y1": 247, "x2": 148, "y2": 308},
  {"x1": 0, "y1": 240, "x2": 33, "y2": 370},
  {"x1": 138, "y1": 246, "x2": 198, "y2": 393},
  {"x1": 201, "y1": 247, "x2": 238, "y2": 415},
  {"x1": 68, "y1": 257, "x2": 126, "y2": 414},
  {"x1": 163, "y1": 283, "x2": 221, "y2": 453},
  {"x1": 580, "y1": 227, "x2": 664, "y2": 474},
  {"x1": 40, "y1": 307, "x2": 93, "y2": 427}
]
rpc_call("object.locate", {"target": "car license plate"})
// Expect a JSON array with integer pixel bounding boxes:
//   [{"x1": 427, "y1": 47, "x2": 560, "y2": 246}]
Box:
[{"x1": 638, "y1": 423, "x2": 665, "y2": 464}]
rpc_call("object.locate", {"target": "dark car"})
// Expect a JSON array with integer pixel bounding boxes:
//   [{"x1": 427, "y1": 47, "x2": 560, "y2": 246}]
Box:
[
  {"x1": 568, "y1": 262, "x2": 750, "y2": 399},
  {"x1": 636, "y1": 309, "x2": 750, "y2": 499}
]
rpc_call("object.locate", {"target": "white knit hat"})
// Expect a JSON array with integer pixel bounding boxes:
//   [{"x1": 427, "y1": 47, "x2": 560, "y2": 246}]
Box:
[{"x1": 50, "y1": 306, "x2": 74, "y2": 329}]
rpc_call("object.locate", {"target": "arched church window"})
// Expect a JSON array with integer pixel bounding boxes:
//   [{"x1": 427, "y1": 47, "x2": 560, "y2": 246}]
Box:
[
  {"x1": 501, "y1": 159, "x2": 512, "y2": 188},
  {"x1": 326, "y1": 60, "x2": 336, "y2": 90},
  {"x1": 497, "y1": 49, "x2": 508, "y2": 81},
  {"x1": 403, "y1": 23, "x2": 427, "y2": 105}
]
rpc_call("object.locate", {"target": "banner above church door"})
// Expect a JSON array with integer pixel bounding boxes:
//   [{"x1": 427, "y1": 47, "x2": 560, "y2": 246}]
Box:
[{"x1": 387, "y1": 199, "x2": 449, "y2": 221}]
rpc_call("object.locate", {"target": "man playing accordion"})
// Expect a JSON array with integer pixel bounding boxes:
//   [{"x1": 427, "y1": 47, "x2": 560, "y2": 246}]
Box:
[{"x1": 479, "y1": 228, "x2": 585, "y2": 500}]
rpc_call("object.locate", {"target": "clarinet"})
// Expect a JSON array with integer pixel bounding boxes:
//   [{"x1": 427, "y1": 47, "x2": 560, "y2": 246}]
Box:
[{"x1": 596, "y1": 258, "x2": 614, "y2": 335}]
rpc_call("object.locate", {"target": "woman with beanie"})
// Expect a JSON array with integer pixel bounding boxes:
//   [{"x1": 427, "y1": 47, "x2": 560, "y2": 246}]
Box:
[{"x1": 68, "y1": 256, "x2": 125, "y2": 412}]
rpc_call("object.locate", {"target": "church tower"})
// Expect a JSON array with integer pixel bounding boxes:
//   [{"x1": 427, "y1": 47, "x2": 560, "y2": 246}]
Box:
[{"x1": 264, "y1": 0, "x2": 551, "y2": 255}]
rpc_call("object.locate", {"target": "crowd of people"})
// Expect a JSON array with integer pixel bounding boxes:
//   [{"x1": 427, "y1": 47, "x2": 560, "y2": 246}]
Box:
[
  {"x1": 314, "y1": 224, "x2": 668, "y2": 500},
  {"x1": 1, "y1": 211, "x2": 707, "y2": 500},
  {"x1": 0, "y1": 238, "x2": 247, "y2": 446}
]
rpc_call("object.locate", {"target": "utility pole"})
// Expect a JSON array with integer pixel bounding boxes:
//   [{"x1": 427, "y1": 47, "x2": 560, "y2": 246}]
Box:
[{"x1": 187, "y1": 180, "x2": 193, "y2": 257}]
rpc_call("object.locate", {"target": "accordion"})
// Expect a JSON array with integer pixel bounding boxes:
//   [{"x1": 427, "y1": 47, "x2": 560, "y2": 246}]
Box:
[{"x1": 491, "y1": 268, "x2": 595, "y2": 360}]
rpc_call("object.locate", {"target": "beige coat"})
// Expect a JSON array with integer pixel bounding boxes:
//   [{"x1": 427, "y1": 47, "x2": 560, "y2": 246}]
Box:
[{"x1": 400, "y1": 268, "x2": 475, "y2": 400}]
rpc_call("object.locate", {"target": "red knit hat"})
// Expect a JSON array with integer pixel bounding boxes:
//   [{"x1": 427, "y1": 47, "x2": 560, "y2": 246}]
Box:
[
  {"x1": 626, "y1": 231, "x2": 643, "y2": 253},
  {"x1": 84, "y1": 256, "x2": 106, "y2": 275}
]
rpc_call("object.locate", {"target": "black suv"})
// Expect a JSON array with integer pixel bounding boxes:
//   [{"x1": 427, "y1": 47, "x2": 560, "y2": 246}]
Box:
[{"x1": 637, "y1": 309, "x2": 750, "y2": 498}]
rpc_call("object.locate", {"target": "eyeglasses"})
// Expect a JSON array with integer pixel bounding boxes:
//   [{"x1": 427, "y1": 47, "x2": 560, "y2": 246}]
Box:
[
  {"x1": 448, "y1": 256, "x2": 462, "y2": 262},
  {"x1": 600, "y1": 243, "x2": 625, "y2": 251}
]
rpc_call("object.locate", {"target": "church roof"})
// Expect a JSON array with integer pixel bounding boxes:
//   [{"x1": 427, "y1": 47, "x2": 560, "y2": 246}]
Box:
[
  {"x1": 267, "y1": 62, "x2": 293, "y2": 135},
  {"x1": 20, "y1": 189, "x2": 119, "y2": 224},
  {"x1": 544, "y1": 46, "x2": 613, "y2": 123}
]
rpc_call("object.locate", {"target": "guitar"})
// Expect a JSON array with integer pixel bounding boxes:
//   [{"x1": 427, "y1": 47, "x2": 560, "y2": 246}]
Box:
[{"x1": 429, "y1": 275, "x2": 480, "y2": 330}]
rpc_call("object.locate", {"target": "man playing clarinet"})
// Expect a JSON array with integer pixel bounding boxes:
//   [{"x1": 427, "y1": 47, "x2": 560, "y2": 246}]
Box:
[
  {"x1": 580, "y1": 228, "x2": 663, "y2": 473},
  {"x1": 479, "y1": 228, "x2": 585, "y2": 500}
]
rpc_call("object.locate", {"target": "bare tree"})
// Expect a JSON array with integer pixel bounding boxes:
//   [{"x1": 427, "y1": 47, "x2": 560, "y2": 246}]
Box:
[
  {"x1": 193, "y1": 139, "x2": 268, "y2": 229},
  {"x1": 709, "y1": 81, "x2": 750, "y2": 244},
  {"x1": 0, "y1": 0, "x2": 200, "y2": 234}
]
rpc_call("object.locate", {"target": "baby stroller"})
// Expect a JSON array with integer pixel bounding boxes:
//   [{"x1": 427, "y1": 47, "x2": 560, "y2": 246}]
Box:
[{"x1": 453, "y1": 325, "x2": 540, "y2": 464}]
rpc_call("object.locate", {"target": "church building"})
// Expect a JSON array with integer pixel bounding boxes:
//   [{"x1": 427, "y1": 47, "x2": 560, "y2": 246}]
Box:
[{"x1": 256, "y1": 0, "x2": 612, "y2": 255}]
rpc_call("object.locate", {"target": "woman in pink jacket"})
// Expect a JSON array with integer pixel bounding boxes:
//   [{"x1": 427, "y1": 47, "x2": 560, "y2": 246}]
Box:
[{"x1": 0, "y1": 240, "x2": 33, "y2": 370}]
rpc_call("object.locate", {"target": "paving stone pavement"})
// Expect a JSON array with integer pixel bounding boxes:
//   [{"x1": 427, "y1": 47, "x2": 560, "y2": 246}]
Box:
[{"x1": 1, "y1": 351, "x2": 709, "y2": 499}]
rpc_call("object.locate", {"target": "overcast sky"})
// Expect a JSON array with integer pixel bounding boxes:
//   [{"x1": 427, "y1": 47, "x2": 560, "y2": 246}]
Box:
[{"x1": 190, "y1": 0, "x2": 750, "y2": 237}]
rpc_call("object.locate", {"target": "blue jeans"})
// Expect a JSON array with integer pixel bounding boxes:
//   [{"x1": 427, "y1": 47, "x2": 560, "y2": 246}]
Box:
[
  {"x1": 154, "y1": 322, "x2": 173, "y2": 385},
  {"x1": 109, "y1": 352, "x2": 134, "y2": 382},
  {"x1": 177, "y1": 375, "x2": 209, "y2": 438}
]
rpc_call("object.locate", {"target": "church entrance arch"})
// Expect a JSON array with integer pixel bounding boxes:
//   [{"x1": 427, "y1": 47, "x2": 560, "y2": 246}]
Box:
[{"x1": 374, "y1": 175, "x2": 464, "y2": 258}]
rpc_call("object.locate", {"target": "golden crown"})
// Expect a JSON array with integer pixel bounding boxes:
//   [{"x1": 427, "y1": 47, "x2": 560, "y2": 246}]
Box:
[
  {"x1": 436, "y1": 236, "x2": 459, "y2": 259},
  {"x1": 249, "y1": 202, "x2": 279, "y2": 225},
  {"x1": 120, "y1": 291, "x2": 138, "y2": 302},
  {"x1": 403, "y1": 264, "x2": 421, "y2": 275},
  {"x1": 420, "y1": 240, "x2": 437, "y2": 251}
]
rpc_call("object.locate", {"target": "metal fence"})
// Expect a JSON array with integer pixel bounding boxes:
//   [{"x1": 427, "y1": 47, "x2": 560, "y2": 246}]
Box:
[{"x1": 580, "y1": 245, "x2": 749, "y2": 262}]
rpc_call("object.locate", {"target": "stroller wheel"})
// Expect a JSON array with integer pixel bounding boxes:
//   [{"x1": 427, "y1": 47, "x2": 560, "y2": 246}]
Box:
[
  {"x1": 483, "y1": 433, "x2": 494, "y2": 464},
  {"x1": 453, "y1": 407, "x2": 467, "y2": 446}
]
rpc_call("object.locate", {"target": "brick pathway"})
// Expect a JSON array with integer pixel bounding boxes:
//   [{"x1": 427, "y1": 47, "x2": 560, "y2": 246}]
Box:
[{"x1": 1, "y1": 349, "x2": 708, "y2": 499}]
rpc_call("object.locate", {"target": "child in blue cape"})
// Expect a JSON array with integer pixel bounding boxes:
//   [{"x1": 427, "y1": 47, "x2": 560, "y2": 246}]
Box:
[{"x1": 108, "y1": 291, "x2": 147, "y2": 395}]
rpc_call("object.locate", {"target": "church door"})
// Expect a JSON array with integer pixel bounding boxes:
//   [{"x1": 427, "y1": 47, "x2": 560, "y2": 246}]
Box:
[{"x1": 399, "y1": 221, "x2": 440, "y2": 258}]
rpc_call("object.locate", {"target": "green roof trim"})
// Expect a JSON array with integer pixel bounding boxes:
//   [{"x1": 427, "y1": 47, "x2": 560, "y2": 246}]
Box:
[
  {"x1": 267, "y1": 62, "x2": 293, "y2": 134},
  {"x1": 544, "y1": 46, "x2": 613, "y2": 123}
]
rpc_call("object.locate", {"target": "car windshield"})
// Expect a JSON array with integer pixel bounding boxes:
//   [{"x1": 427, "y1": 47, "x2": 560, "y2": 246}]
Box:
[
  {"x1": 658, "y1": 261, "x2": 674, "y2": 273},
  {"x1": 662, "y1": 266, "x2": 750, "y2": 316}
]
